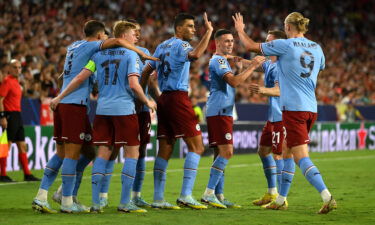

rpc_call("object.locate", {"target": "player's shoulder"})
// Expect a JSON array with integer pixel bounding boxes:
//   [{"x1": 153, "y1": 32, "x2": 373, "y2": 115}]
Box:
[
  {"x1": 136, "y1": 46, "x2": 150, "y2": 55},
  {"x1": 210, "y1": 54, "x2": 227, "y2": 64},
  {"x1": 171, "y1": 37, "x2": 191, "y2": 49}
]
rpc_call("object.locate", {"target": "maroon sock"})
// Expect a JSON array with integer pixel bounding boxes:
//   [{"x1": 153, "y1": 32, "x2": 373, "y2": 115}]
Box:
[
  {"x1": 19, "y1": 153, "x2": 31, "y2": 175},
  {"x1": 0, "y1": 157, "x2": 7, "y2": 176}
]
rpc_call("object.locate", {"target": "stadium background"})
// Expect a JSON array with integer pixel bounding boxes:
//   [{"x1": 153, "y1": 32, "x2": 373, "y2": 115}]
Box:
[{"x1": 0, "y1": 1, "x2": 374, "y2": 224}]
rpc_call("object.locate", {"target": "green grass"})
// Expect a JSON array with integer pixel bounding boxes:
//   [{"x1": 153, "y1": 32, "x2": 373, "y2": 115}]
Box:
[{"x1": 1, "y1": 150, "x2": 374, "y2": 225}]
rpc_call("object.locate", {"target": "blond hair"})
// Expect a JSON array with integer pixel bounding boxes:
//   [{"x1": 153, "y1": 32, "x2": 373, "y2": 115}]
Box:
[
  {"x1": 113, "y1": 21, "x2": 136, "y2": 38},
  {"x1": 284, "y1": 12, "x2": 310, "y2": 34}
]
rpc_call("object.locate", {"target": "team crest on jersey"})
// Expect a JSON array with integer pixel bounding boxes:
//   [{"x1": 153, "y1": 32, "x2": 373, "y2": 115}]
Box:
[
  {"x1": 196, "y1": 124, "x2": 201, "y2": 131},
  {"x1": 225, "y1": 133, "x2": 232, "y2": 140},
  {"x1": 79, "y1": 132, "x2": 85, "y2": 140},
  {"x1": 218, "y1": 58, "x2": 228, "y2": 69},
  {"x1": 85, "y1": 134, "x2": 92, "y2": 142},
  {"x1": 182, "y1": 42, "x2": 191, "y2": 50}
]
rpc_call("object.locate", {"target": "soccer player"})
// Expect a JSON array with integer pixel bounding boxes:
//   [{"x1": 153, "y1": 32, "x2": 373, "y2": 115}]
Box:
[
  {"x1": 141, "y1": 12, "x2": 213, "y2": 209},
  {"x1": 50, "y1": 21, "x2": 156, "y2": 213},
  {"x1": 0, "y1": 59, "x2": 40, "y2": 182},
  {"x1": 32, "y1": 20, "x2": 157, "y2": 214},
  {"x1": 233, "y1": 12, "x2": 337, "y2": 214},
  {"x1": 248, "y1": 30, "x2": 295, "y2": 207},
  {"x1": 201, "y1": 29, "x2": 264, "y2": 209}
]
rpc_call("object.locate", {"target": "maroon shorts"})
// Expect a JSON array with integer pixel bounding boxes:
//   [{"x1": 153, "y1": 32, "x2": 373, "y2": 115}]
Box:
[
  {"x1": 138, "y1": 111, "x2": 151, "y2": 145},
  {"x1": 93, "y1": 114, "x2": 140, "y2": 146},
  {"x1": 259, "y1": 121, "x2": 286, "y2": 154},
  {"x1": 157, "y1": 91, "x2": 201, "y2": 139},
  {"x1": 207, "y1": 116, "x2": 233, "y2": 147},
  {"x1": 53, "y1": 104, "x2": 92, "y2": 144},
  {"x1": 282, "y1": 111, "x2": 317, "y2": 148}
]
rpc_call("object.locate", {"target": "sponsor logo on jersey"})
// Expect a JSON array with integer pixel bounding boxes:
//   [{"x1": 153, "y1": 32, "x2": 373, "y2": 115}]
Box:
[
  {"x1": 196, "y1": 124, "x2": 201, "y2": 131},
  {"x1": 225, "y1": 133, "x2": 232, "y2": 140}
]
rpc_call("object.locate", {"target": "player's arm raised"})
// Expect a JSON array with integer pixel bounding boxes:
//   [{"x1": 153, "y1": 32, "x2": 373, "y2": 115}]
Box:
[
  {"x1": 101, "y1": 38, "x2": 159, "y2": 61},
  {"x1": 249, "y1": 82, "x2": 280, "y2": 97},
  {"x1": 224, "y1": 56, "x2": 265, "y2": 87},
  {"x1": 50, "y1": 63, "x2": 94, "y2": 111},
  {"x1": 188, "y1": 12, "x2": 213, "y2": 60},
  {"x1": 232, "y1": 13, "x2": 262, "y2": 53}
]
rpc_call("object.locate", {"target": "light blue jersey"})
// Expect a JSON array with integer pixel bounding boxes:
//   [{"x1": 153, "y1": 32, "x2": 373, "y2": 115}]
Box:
[
  {"x1": 87, "y1": 47, "x2": 141, "y2": 116},
  {"x1": 262, "y1": 60, "x2": 282, "y2": 122},
  {"x1": 148, "y1": 37, "x2": 193, "y2": 92},
  {"x1": 60, "y1": 40, "x2": 103, "y2": 105},
  {"x1": 206, "y1": 55, "x2": 235, "y2": 117},
  {"x1": 260, "y1": 37, "x2": 325, "y2": 112},
  {"x1": 137, "y1": 46, "x2": 151, "y2": 112}
]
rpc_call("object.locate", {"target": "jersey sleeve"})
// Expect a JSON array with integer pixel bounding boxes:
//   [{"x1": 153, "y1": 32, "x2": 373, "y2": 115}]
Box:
[
  {"x1": 84, "y1": 60, "x2": 96, "y2": 73},
  {"x1": 260, "y1": 39, "x2": 289, "y2": 56},
  {"x1": 127, "y1": 51, "x2": 141, "y2": 77},
  {"x1": 84, "y1": 41, "x2": 103, "y2": 56},
  {"x1": 176, "y1": 41, "x2": 193, "y2": 62},
  {"x1": 213, "y1": 57, "x2": 232, "y2": 79}
]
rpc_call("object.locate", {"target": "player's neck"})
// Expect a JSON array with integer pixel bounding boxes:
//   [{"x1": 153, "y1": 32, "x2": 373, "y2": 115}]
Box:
[
  {"x1": 85, "y1": 37, "x2": 99, "y2": 42},
  {"x1": 174, "y1": 34, "x2": 189, "y2": 42},
  {"x1": 289, "y1": 32, "x2": 304, "y2": 38}
]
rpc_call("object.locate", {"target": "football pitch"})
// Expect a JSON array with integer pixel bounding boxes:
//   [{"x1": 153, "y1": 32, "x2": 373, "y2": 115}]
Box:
[{"x1": 0, "y1": 150, "x2": 374, "y2": 225}]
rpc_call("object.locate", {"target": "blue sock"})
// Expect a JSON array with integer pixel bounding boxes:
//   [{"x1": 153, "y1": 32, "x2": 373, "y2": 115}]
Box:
[
  {"x1": 279, "y1": 158, "x2": 295, "y2": 197},
  {"x1": 100, "y1": 159, "x2": 115, "y2": 194},
  {"x1": 153, "y1": 157, "x2": 168, "y2": 201},
  {"x1": 261, "y1": 155, "x2": 277, "y2": 189},
  {"x1": 40, "y1": 154, "x2": 63, "y2": 190},
  {"x1": 298, "y1": 157, "x2": 327, "y2": 193},
  {"x1": 207, "y1": 156, "x2": 228, "y2": 190},
  {"x1": 120, "y1": 158, "x2": 137, "y2": 204},
  {"x1": 215, "y1": 173, "x2": 225, "y2": 195},
  {"x1": 91, "y1": 157, "x2": 107, "y2": 205},
  {"x1": 73, "y1": 155, "x2": 92, "y2": 196},
  {"x1": 133, "y1": 157, "x2": 146, "y2": 193},
  {"x1": 61, "y1": 158, "x2": 78, "y2": 197},
  {"x1": 181, "y1": 152, "x2": 200, "y2": 196},
  {"x1": 275, "y1": 159, "x2": 284, "y2": 192}
]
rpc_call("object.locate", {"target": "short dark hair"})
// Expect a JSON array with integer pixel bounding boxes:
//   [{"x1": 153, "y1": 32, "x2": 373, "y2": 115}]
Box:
[
  {"x1": 174, "y1": 13, "x2": 195, "y2": 31},
  {"x1": 83, "y1": 20, "x2": 106, "y2": 37},
  {"x1": 214, "y1": 29, "x2": 232, "y2": 39},
  {"x1": 268, "y1": 30, "x2": 287, "y2": 39}
]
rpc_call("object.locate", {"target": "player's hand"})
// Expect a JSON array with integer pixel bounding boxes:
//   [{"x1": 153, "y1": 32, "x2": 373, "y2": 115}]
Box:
[
  {"x1": 232, "y1": 12, "x2": 245, "y2": 32},
  {"x1": 251, "y1": 56, "x2": 266, "y2": 68},
  {"x1": 203, "y1": 12, "x2": 213, "y2": 32},
  {"x1": 249, "y1": 83, "x2": 260, "y2": 94},
  {"x1": 146, "y1": 100, "x2": 157, "y2": 113},
  {"x1": 0, "y1": 118, "x2": 7, "y2": 129},
  {"x1": 140, "y1": 52, "x2": 159, "y2": 62},
  {"x1": 50, "y1": 97, "x2": 61, "y2": 111}
]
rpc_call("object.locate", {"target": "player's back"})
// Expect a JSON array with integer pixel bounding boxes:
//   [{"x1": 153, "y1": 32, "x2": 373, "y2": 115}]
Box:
[
  {"x1": 263, "y1": 60, "x2": 282, "y2": 122},
  {"x1": 206, "y1": 55, "x2": 235, "y2": 117},
  {"x1": 276, "y1": 37, "x2": 325, "y2": 112},
  {"x1": 151, "y1": 37, "x2": 193, "y2": 92},
  {"x1": 91, "y1": 47, "x2": 140, "y2": 116},
  {"x1": 61, "y1": 40, "x2": 103, "y2": 105}
]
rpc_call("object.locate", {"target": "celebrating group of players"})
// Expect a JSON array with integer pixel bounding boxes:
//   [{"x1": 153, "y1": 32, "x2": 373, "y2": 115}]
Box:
[{"x1": 31, "y1": 11, "x2": 337, "y2": 214}]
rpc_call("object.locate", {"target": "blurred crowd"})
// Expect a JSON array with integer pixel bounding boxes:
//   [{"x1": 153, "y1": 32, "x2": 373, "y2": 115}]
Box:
[{"x1": 0, "y1": 0, "x2": 374, "y2": 109}]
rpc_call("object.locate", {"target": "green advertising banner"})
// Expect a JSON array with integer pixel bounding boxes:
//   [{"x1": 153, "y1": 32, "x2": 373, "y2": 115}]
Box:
[{"x1": 2, "y1": 121, "x2": 374, "y2": 172}]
